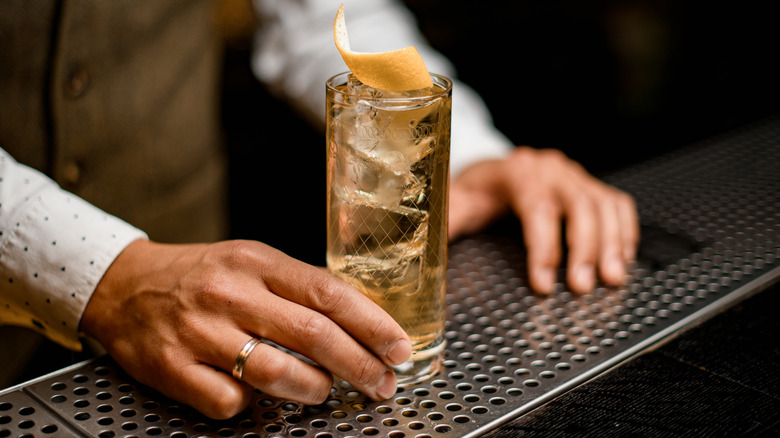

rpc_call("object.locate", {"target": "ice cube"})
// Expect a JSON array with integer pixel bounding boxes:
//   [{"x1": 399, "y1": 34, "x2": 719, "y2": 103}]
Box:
[
  {"x1": 400, "y1": 148, "x2": 434, "y2": 210},
  {"x1": 340, "y1": 202, "x2": 427, "y2": 256},
  {"x1": 346, "y1": 74, "x2": 384, "y2": 98},
  {"x1": 353, "y1": 100, "x2": 378, "y2": 125},
  {"x1": 338, "y1": 201, "x2": 429, "y2": 291},
  {"x1": 346, "y1": 73, "x2": 434, "y2": 103},
  {"x1": 342, "y1": 131, "x2": 436, "y2": 208},
  {"x1": 346, "y1": 145, "x2": 379, "y2": 194},
  {"x1": 339, "y1": 142, "x2": 403, "y2": 205}
]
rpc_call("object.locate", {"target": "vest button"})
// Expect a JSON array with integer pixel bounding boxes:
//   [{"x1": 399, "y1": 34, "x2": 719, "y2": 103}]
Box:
[
  {"x1": 62, "y1": 160, "x2": 82, "y2": 187},
  {"x1": 67, "y1": 68, "x2": 89, "y2": 98}
]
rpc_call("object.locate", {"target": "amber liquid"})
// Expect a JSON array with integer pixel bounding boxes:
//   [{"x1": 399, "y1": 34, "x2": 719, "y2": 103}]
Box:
[{"x1": 326, "y1": 76, "x2": 451, "y2": 359}]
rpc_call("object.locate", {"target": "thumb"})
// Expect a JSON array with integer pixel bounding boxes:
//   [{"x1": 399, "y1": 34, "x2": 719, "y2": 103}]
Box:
[{"x1": 448, "y1": 184, "x2": 506, "y2": 240}]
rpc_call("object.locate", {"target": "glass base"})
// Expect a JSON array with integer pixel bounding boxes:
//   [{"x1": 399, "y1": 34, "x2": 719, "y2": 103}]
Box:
[{"x1": 392, "y1": 339, "x2": 446, "y2": 388}]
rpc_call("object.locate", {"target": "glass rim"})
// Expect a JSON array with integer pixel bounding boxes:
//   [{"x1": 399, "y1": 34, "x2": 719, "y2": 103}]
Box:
[{"x1": 326, "y1": 71, "x2": 453, "y2": 100}]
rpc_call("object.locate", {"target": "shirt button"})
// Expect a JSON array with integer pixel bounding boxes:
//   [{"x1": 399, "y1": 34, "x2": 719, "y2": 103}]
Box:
[
  {"x1": 62, "y1": 160, "x2": 82, "y2": 187},
  {"x1": 66, "y1": 68, "x2": 89, "y2": 98}
]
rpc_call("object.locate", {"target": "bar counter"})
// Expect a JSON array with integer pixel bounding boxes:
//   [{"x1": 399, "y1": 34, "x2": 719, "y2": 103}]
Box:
[{"x1": 2, "y1": 114, "x2": 778, "y2": 437}]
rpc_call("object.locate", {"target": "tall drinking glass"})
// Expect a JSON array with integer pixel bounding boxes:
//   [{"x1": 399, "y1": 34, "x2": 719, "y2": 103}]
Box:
[{"x1": 326, "y1": 72, "x2": 452, "y2": 386}]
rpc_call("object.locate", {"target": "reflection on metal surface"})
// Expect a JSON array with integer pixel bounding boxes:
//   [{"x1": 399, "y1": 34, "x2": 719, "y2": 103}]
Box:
[{"x1": 1, "y1": 115, "x2": 779, "y2": 437}]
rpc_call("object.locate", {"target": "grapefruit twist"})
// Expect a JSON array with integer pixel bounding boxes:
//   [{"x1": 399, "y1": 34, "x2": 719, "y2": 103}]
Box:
[{"x1": 334, "y1": 4, "x2": 433, "y2": 91}]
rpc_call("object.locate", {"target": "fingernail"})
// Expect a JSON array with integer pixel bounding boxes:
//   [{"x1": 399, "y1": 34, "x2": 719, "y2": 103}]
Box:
[
  {"x1": 576, "y1": 264, "x2": 595, "y2": 291},
  {"x1": 387, "y1": 339, "x2": 412, "y2": 365},
  {"x1": 376, "y1": 370, "x2": 397, "y2": 400}
]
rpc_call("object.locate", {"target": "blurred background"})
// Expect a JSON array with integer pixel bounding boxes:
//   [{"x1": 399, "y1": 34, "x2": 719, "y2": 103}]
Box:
[
  {"x1": 403, "y1": 0, "x2": 780, "y2": 172},
  {"x1": 222, "y1": 0, "x2": 780, "y2": 266}
]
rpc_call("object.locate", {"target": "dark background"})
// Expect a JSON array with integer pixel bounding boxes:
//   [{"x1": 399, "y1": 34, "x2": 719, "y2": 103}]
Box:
[
  {"x1": 402, "y1": 0, "x2": 780, "y2": 173},
  {"x1": 223, "y1": 0, "x2": 780, "y2": 266}
]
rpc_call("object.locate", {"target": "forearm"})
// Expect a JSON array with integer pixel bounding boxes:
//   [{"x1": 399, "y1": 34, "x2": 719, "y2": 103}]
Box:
[{"x1": 0, "y1": 148, "x2": 147, "y2": 350}]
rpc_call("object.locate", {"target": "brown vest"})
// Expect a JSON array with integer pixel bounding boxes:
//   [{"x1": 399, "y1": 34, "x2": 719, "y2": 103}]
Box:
[{"x1": 0, "y1": 0, "x2": 228, "y2": 244}]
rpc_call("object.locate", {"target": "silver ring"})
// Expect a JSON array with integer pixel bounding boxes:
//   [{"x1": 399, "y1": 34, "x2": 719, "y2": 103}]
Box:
[{"x1": 232, "y1": 337, "x2": 261, "y2": 381}]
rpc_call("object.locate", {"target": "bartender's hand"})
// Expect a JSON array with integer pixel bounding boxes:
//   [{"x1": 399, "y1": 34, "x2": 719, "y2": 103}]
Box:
[
  {"x1": 80, "y1": 240, "x2": 412, "y2": 419},
  {"x1": 449, "y1": 146, "x2": 639, "y2": 294}
]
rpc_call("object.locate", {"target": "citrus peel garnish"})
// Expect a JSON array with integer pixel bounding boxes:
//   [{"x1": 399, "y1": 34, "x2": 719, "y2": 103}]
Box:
[{"x1": 334, "y1": 4, "x2": 433, "y2": 91}]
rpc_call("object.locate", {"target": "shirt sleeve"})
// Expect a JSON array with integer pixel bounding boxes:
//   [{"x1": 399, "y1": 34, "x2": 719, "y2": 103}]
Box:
[
  {"x1": 0, "y1": 148, "x2": 148, "y2": 351},
  {"x1": 251, "y1": 0, "x2": 514, "y2": 177}
]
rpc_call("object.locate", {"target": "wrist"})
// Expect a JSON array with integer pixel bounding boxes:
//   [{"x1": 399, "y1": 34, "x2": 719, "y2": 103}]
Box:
[{"x1": 79, "y1": 238, "x2": 151, "y2": 340}]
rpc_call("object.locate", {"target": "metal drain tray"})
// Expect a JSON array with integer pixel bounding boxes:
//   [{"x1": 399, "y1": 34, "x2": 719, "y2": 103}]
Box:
[{"x1": 2, "y1": 115, "x2": 779, "y2": 437}]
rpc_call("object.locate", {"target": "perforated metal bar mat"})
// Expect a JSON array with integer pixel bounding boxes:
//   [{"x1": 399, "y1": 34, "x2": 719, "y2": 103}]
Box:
[{"x1": 2, "y1": 115, "x2": 779, "y2": 438}]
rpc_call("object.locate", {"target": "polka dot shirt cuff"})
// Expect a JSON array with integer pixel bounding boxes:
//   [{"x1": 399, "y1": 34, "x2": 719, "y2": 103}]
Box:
[{"x1": 1, "y1": 155, "x2": 147, "y2": 351}]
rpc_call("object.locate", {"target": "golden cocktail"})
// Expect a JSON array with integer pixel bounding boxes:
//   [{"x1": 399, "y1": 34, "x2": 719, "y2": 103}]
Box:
[{"x1": 326, "y1": 71, "x2": 451, "y2": 384}]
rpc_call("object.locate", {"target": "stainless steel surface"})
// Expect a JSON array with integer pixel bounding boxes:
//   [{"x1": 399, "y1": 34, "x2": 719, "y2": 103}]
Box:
[
  {"x1": 2, "y1": 115, "x2": 779, "y2": 437},
  {"x1": 0, "y1": 389, "x2": 81, "y2": 437}
]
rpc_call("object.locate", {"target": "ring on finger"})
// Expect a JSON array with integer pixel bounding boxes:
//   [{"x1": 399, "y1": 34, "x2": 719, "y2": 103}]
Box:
[{"x1": 233, "y1": 337, "x2": 262, "y2": 381}]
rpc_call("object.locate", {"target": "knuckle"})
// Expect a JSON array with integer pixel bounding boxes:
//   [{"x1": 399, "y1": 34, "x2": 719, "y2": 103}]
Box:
[
  {"x1": 511, "y1": 145, "x2": 535, "y2": 160},
  {"x1": 507, "y1": 146, "x2": 533, "y2": 166},
  {"x1": 537, "y1": 148, "x2": 573, "y2": 171},
  {"x1": 508, "y1": 147, "x2": 536, "y2": 172},
  {"x1": 187, "y1": 268, "x2": 230, "y2": 307},
  {"x1": 218, "y1": 240, "x2": 260, "y2": 267},
  {"x1": 539, "y1": 147, "x2": 567, "y2": 162},
  {"x1": 522, "y1": 193, "x2": 557, "y2": 214},
  {"x1": 618, "y1": 191, "x2": 637, "y2": 209},
  {"x1": 299, "y1": 312, "x2": 334, "y2": 344},
  {"x1": 308, "y1": 275, "x2": 349, "y2": 313},
  {"x1": 351, "y1": 357, "x2": 380, "y2": 387},
  {"x1": 542, "y1": 148, "x2": 585, "y2": 175},
  {"x1": 364, "y1": 318, "x2": 388, "y2": 344},
  {"x1": 154, "y1": 346, "x2": 183, "y2": 377}
]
